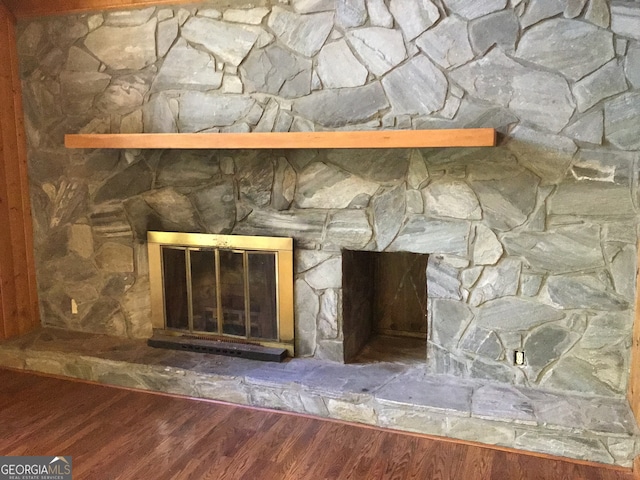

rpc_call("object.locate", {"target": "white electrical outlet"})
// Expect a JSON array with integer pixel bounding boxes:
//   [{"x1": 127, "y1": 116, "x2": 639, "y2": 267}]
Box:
[
  {"x1": 71, "y1": 299, "x2": 78, "y2": 315},
  {"x1": 514, "y1": 350, "x2": 525, "y2": 366}
]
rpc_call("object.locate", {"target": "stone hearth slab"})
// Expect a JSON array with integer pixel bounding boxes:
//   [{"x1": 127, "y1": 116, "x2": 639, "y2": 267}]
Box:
[{"x1": 0, "y1": 328, "x2": 638, "y2": 467}]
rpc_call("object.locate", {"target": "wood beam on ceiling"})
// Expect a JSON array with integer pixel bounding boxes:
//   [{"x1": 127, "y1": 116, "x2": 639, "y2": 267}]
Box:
[
  {"x1": 3, "y1": 0, "x2": 199, "y2": 18},
  {"x1": 65, "y1": 129, "x2": 498, "y2": 150}
]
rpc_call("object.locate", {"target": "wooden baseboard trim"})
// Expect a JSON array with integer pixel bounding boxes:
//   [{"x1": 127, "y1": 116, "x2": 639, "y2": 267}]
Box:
[{"x1": 0, "y1": 366, "x2": 632, "y2": 473}]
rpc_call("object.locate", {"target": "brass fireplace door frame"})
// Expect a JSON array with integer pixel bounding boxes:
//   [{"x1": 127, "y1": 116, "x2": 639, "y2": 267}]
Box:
[{"x1": 148, "y1": 231, "x2": 294, "y2": 356}]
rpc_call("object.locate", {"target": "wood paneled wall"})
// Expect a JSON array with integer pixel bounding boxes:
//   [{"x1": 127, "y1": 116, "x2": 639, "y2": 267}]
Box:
[
  {"x1": 3, "y1": 0, "x2": 202, "y2": 18},
  {"x1": 0, "y1": 1, "x2": 39, "y2": 340},
  {"x1": 629, "y1": 246, "x2": 640, "y2": 424}
]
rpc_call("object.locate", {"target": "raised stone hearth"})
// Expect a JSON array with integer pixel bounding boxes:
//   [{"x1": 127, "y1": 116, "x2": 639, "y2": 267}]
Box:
[
  {"x1": 14, "y1": 0, "x2": 640, "y2": 465},
  {"x1": 0, "y1": 328, "x2": 638, "y2": 467}
]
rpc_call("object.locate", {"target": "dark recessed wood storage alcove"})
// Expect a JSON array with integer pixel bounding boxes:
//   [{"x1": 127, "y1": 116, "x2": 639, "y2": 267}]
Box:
[{"x1": 342, "y1": 250, "x2": 428, "y2": 364}]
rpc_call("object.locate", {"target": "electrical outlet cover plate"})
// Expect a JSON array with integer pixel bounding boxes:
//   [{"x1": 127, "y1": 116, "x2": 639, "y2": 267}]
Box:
[{"x1": 514, "y1": 350, "x2": 525, "y2": 366}]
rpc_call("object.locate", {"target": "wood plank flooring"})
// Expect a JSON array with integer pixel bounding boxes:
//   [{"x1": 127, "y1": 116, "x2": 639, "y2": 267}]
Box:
[{"x1": 0, "y1": 369, "x2": 634, "y2": 480}]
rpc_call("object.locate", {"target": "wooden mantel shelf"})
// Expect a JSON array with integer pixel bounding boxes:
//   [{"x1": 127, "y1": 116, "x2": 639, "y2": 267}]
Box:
[{"x1": 64, "y1": 129, "x2": 497, "y2": 150}]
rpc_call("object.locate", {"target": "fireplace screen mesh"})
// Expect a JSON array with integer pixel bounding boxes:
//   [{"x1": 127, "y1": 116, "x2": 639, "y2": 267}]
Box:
[{"x1": 148, "y1": 232, "x2": 294, "y2": 354}]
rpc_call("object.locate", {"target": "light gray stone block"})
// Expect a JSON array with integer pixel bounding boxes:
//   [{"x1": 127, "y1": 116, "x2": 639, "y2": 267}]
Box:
[
  {"x1": 549, "y1": 181, "x2": 635, "y2": 217},
  {"x1": 611, "y1": 1, "x2": 640, "y2": 41},
  {"x1": 346, "y1": 27, "x2": 406, "y2": 76},
  {"x1": 377, "y1": 371, "x2": 473, "y2": 415},
  {"x1": 514, "y1": 432, "x2": 614, "y2": 464},
  {"x1": 444, "y1": 0, "x2": 507, "y2": 19},
  {"x1": 293, "y1": 82, "x2": 389, "y2": 127},
  {"x1": 509, "y1": 69, "x2": 575, "y2": 133},
  {"x1": 143, "y1": 94, "x2": 176, "y2": 133},
  {"x1": 178, "y1": 92, "x2": 255, "y2": 132},
  {"x1": 156, "y1": 150, "x2": 219, "y2": 187},
  {"x1": 515, "y1": 18, "x2": 614, "y2": 81},
  {"x1": 317, "y1": 289, "x2": 339, "y2": 339},
  {"x1": 366, "y1": 0, "x2": 393, "y2": 27},
  {"x1": 431, "y1": 299, "x2": 474, "y2": 351},
  {"x1": 543, "y1": 274, "x2": 629, "y2": 311},
  {"x1": 142, "y1": 187, "x2": 201, "y2": 231},
  {"x1": 625, "y1": 41, "x2": 640, "y2": 88},
  {"x1": 451, "y1": 49, "x2": 575, "y2": 133},
  {"x1": 407, "y1": 150, "x2": 429, "y2": 189},
  {"x1": 152, "y1": 40, "x2": 221, "y2": 92},
  {"x1": 585, "y1": 0, "x2": 610, "y2": 27},
  {"x1": 565, "y1": 0, "x2": 588, "y2": 17},
  {"x1": 192, "y1": 181, "x2": 236, "y2": 234},
  {"x1": 66, "y1": 46, "x2": 101, "y2": 72},
  {"x1": 470, "y1": 169, "x2": 539, "y2": 232},
  {"x1": 521, "y1": 0, "x2": 564, "y2": 28},
  {"x1": 427, "y1": 256, "x2": 462, "y2": 300},
  {"x1": 423, "y1": 179, "x2": 481, "y2": 220},
  {"x1": 564, "y1": 110, "x2": 603, "y2": 145},
  {"x1": 223, "y1": 7, "x2": 269, "y2": 25},
  {"x1": 503, "y1": 224, "x2": 605, "y2": 274},
  {"x1": 268, "y1": 6, "x2": 334, "y2": 57},
  {"x1": 377, "y1": 406, "x2": 447, "y2": 435},
  {"x1": 448, "y1": 417, "x2": 516, "y2": 446},
  {"x1": 292, "y1": 0, "x2": 336, "y2": 13},
  {"x1": 524, "y1": 324, "x2": 576, "y2": 378},
  {"x1": 416, "y1": 16, "x2": 474, "y2": 69},
  {"x1": 608, "y1": 243, "x2": 637, "y2": 299},
  {"x1": 241, "y1": 44, "x2": 312, "y2": 98},
  {"x1": 469, "y1": 10, "x2": 519, "y2": 54},
  {"x1": 317, "y1": 39, "x2": 368, "y2": 88},
  {"x1": 157, "y1": 17, "x2": 178, "y2": 58},
  {"x1": 84, "y1": 19, "x2": 157, "y2": 70},
  {"x1": 325, "y1": 210, "x2": 372, "y2": 249},
  {"x1": 235, "y1": 209, "x2": 327, "y2": 244},
  {"x1": 337, "y1": 0, "x2": 368, "y2": 27},
  {"x1": 294, "y1": 279, "x2": 319, "y2": 356},
  {"x1": 572, "y1": 59, "x2": 628, "y2": 113},
  {"x1": 581, "y1": 312, "x2": 632, "y2": 350},
  {"x1": 295, "y1": 162, "x2": 379, "y2": 209},
  {"x1": 389, "y1": 0, "x2": 440, "y2": 41},
  {"x1": 104, "y1": 7, "x2": 155, "y2": 26},
  {"x1": 182, "y1": 17, "x2": 258, "y2": 66},
  {"x1": 304, "y1": 257, "x2": 342, "y2": 290},
  {"x1": 327, "y1": 149, "x2": 409, "y2": 183},
  {"x1": 469, "y1": 258, "x2": 521, "y2": 306},
  {"x1": 477, "y1": 297, "x2": 564, "y2": 331},
  {"x1": 605, "y1": 91, "x2": 640, "y2": 150},
  {"x1": 372, "y1": 184, "x2": 406, "y2": 250},
  {"x1": 472, "y1": 384, "x2": 537, "y2": 424},
  {"x1": 389, "y1": 216, "x2": 470, "y2": 255},
  {"x1": 382, "y1": 55, "x2": 448, "y2": 115},
  {"x1": 473, "y1": 224, "x2": 503, "y2": 266}
]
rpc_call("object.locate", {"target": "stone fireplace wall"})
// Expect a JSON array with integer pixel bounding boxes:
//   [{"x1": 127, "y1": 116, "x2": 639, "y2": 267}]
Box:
[{"x1": 18, "y1": 0, "x2": 640, "y2": 398}]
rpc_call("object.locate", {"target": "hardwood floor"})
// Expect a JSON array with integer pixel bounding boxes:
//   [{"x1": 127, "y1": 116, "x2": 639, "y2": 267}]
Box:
[{"x1": 0, "y1": 369, "x2": 634, "y2": 480}]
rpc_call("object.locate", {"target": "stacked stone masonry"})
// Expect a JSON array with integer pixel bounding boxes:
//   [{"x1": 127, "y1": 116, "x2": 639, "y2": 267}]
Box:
[
  {"x1": 0, "y1": 329, "x2": 638, "y2": 467},
  {"x1": 17, "y1": 0, "x2": 640, "y2": 404}
]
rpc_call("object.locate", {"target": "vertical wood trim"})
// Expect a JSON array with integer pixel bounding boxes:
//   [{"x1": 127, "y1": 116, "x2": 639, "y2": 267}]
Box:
[
  {"x1": 0, "y1": 5, "x2": 39, "y2": 340},
  {"x1": 629, "y1": 244, "x2": 640, "y2": 425},
  {"x1": 0, "y1": 8, "x2": 19, "y2": 340},
  {"x1": 7, "y1": 5, "x2": 39, "y2": 330}
]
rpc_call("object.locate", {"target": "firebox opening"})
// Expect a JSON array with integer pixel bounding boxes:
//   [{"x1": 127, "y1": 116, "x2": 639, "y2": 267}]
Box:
[
  {"x1": 342, "y1": 250, "x2": 428, "y2": 364},
  {"x1": 148, "y1": 232, "x2": 294, "y2": 357}
]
